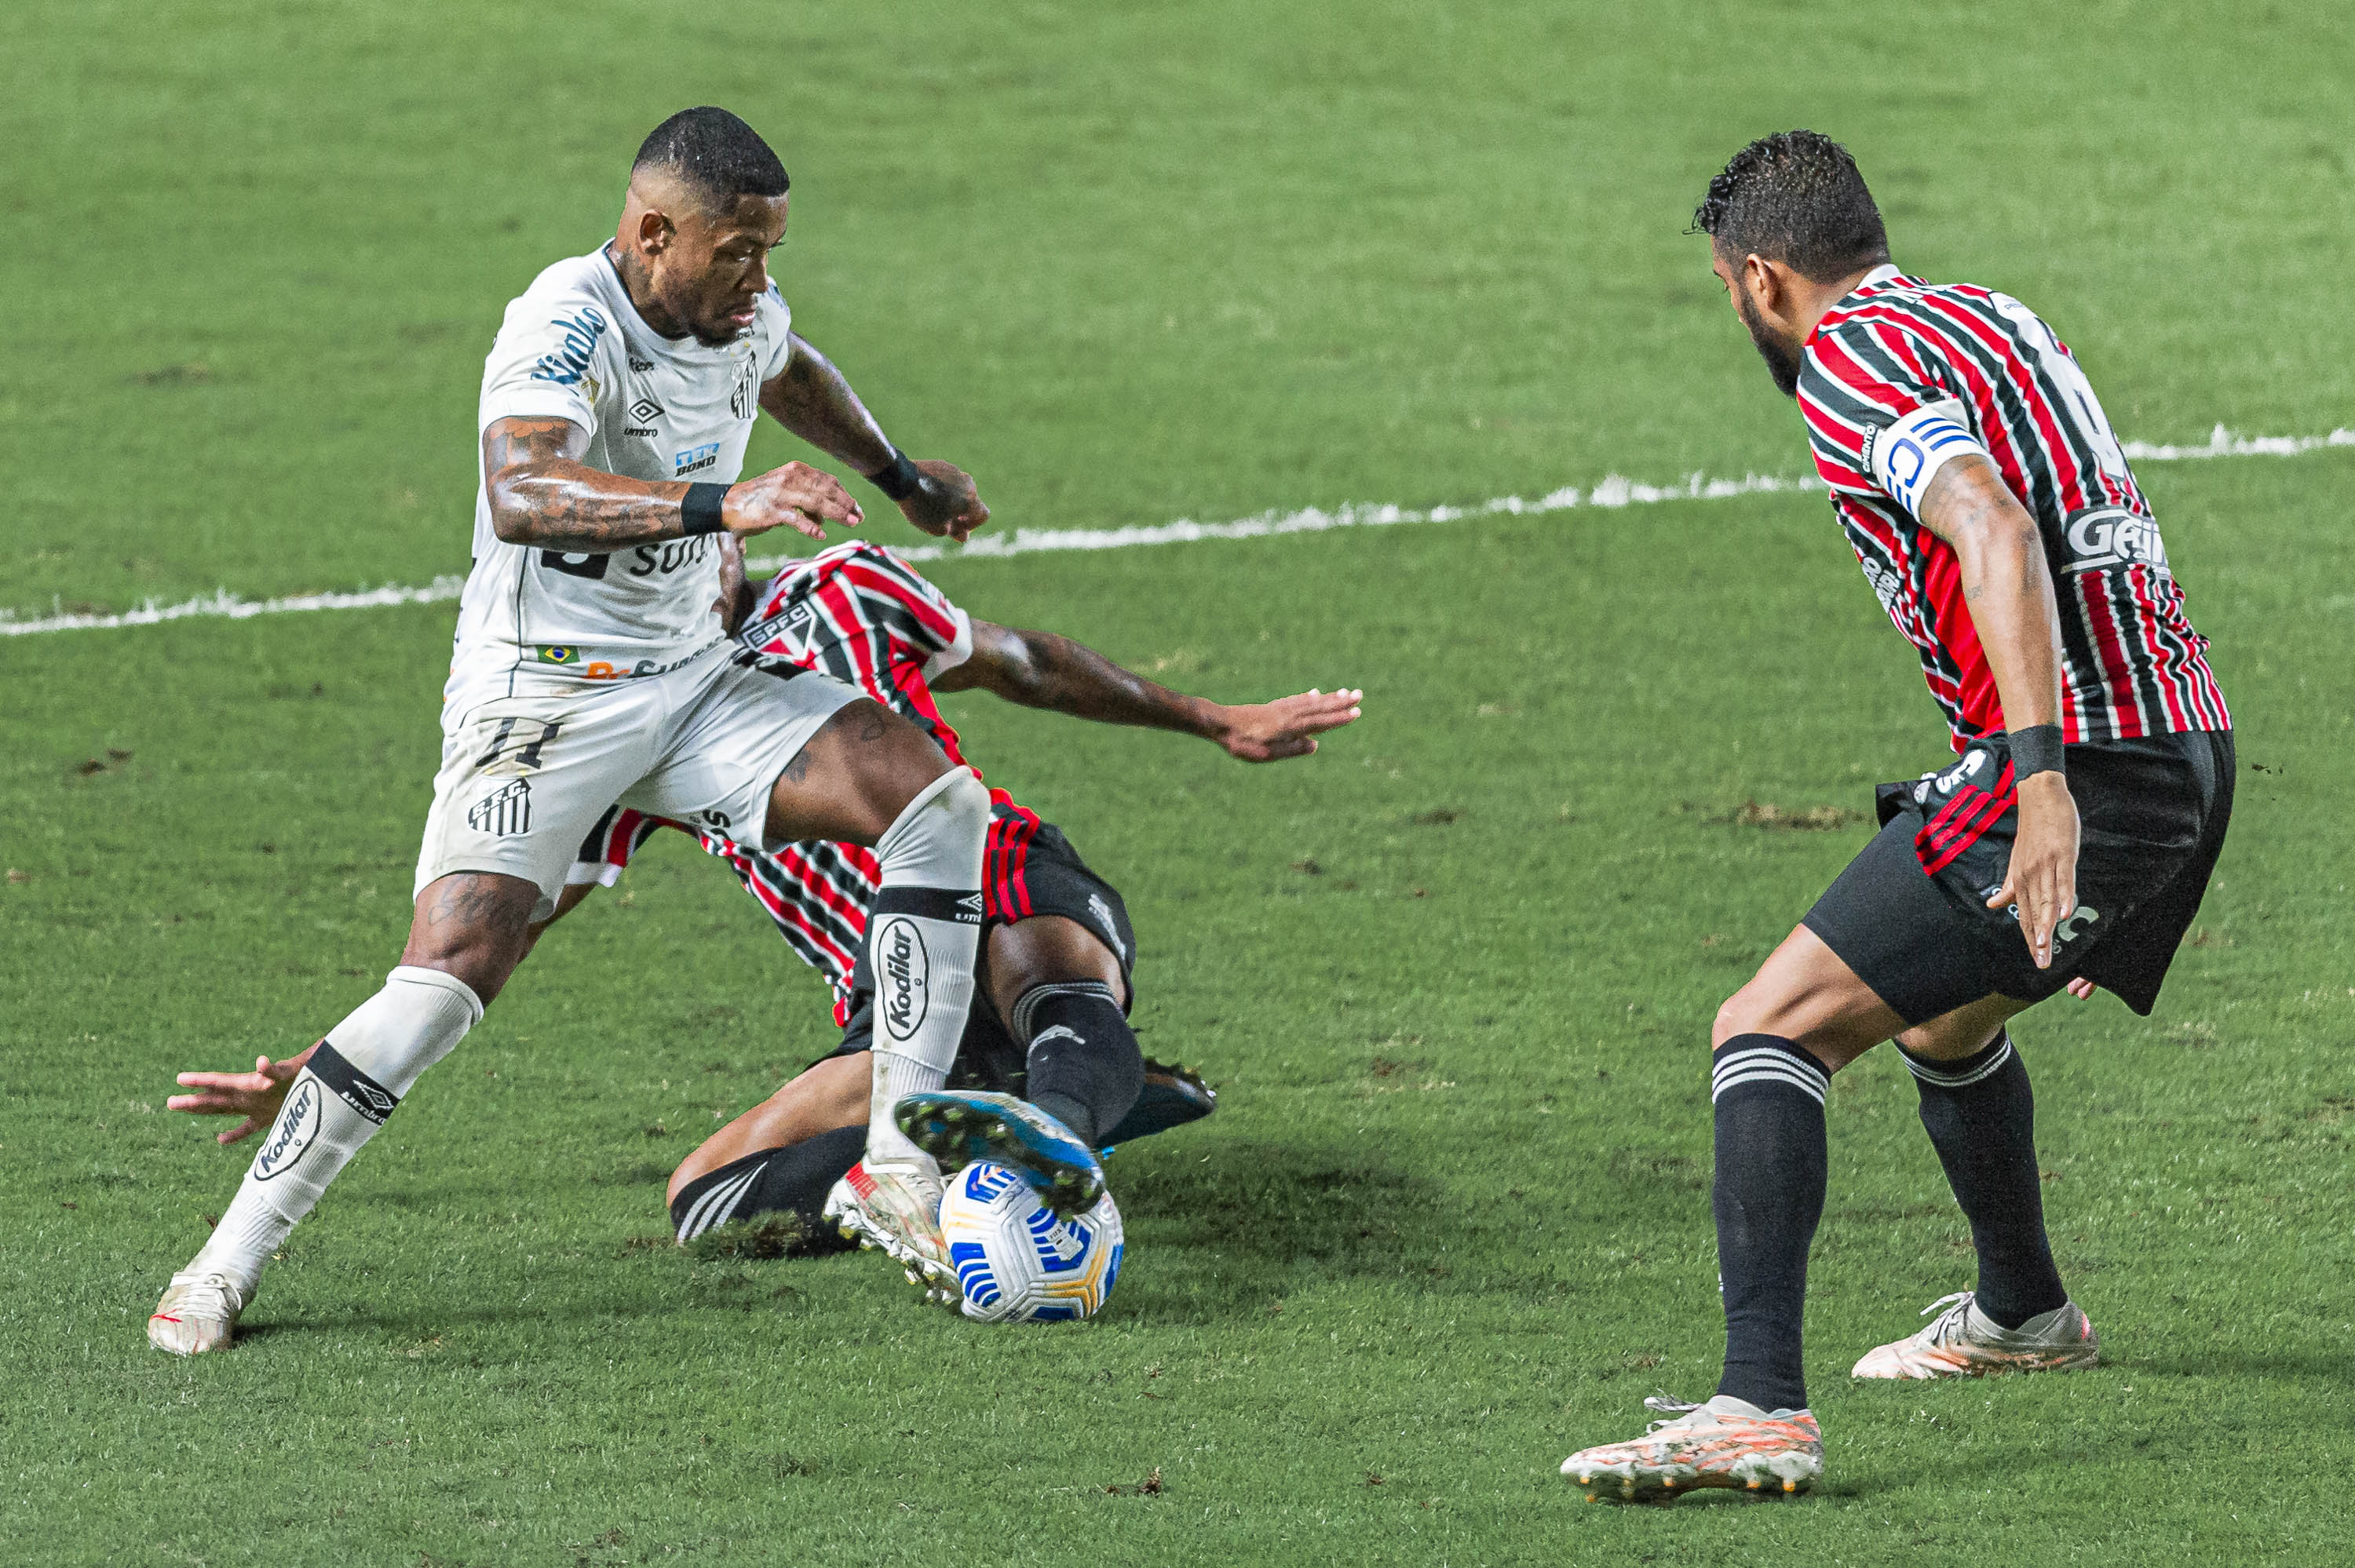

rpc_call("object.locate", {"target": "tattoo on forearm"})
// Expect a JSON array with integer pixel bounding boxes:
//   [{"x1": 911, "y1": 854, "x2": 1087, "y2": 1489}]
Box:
[{"x1": 483, "y1": 417, "x2": 691, "y2": 552}]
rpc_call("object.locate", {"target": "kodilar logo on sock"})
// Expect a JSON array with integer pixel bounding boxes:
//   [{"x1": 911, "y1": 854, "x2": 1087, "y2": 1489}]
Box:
[
  {"x1": 878, "y1": 917, "x2": 930, "y2": 1041},
  {"x1": 253, "y1": 1078, "x2": 323, "y2": 1181}
]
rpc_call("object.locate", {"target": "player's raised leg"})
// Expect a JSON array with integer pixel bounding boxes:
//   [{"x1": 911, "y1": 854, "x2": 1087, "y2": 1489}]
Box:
[
  {"x1": 747, "y1": 698, "x2": 988, "y2": 1290},
  {"x1": 149, "y1": 873, "x2": 533, "y2": 1354}
]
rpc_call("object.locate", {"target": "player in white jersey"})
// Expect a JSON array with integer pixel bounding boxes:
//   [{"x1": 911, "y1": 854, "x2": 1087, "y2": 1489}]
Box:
[{"x1": 150, "y1": 108, "x2": 1000, "y2": 1354}]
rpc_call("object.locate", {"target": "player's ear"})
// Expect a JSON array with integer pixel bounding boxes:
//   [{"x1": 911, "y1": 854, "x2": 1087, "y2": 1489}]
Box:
[{"x1": 636, "y1": 207, "x2": 675, "y2": 256}]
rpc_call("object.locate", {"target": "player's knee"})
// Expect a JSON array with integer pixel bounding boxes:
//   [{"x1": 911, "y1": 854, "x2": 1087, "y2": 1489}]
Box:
[
  {"x1": 987, "y1": 917, "x2": 1125, "y2": 1020},
  {"x1": 1712, "y1": 989, "x2": 1764, "y2": 1050},
  {"x1": 875, "y1": 763, "x2": 989, "y2": 873},
  {"x1": 400, "y1": 873, "x2": 539, "y2": 1002}
]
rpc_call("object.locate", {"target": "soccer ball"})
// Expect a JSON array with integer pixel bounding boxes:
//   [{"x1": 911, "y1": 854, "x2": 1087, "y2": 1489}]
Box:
[{"x1": 939, "y1": 1161, "x2": 1124, "y2": 1322}]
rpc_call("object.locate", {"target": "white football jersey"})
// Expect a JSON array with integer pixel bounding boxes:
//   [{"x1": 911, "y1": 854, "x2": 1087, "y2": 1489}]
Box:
[{"x1": 447, "y1": 246, "x2": 793, "y2": 706}]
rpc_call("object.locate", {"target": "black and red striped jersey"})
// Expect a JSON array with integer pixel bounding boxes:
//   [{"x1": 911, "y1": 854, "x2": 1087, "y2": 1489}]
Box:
[
  {"x1": 571, "y1": 542, "x2": 1053, "y2": 1026},
  {"x1": 1798, "y1": 267, "x2": 2228, "y2": 749}
]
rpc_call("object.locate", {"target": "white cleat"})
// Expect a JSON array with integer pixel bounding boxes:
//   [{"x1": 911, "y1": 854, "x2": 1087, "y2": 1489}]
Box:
[
  {"x1": 1852, "y1": 1290, "x2": 2099, "y2": 1380},
  {"x1": 1561, "y1": 1395, "x2": 1823, "y2": 1502},
  {"x1": 822, "y1": 1159, "x2": 955, "y2": 1303},
  {"x1": 148, "y1": 1271, "x2": 247, "y2": 1355}
]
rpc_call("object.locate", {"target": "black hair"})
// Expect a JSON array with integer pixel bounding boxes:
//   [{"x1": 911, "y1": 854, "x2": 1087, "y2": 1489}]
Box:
[
  {"x1": 1692, "y1": 130, "x2": 1889, "y2": 284},
  {"x1": 631, "y1": 107, "x2": 789, "y2": 205}
]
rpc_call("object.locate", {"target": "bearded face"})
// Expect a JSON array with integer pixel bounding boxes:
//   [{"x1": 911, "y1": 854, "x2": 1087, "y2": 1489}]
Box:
[{"x1": 1733, "y1": 272, "x2": 1805, "y2": 399}]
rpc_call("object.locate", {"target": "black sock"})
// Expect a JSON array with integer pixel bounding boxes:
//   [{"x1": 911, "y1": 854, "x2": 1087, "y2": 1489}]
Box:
[
  {"x1": 1011, "y1": 980, "x2": 1143, "y2": 1148},
  {"x1": 1711, "y1": 1034, "x2": 1830, "y2": 1414},
  {"x1": 1902, "y1": 1031, "x2": 2067, "y2": 1331},
  {"x1": 670, "y1": 1125, "x2": 866, "y2": 1248}
]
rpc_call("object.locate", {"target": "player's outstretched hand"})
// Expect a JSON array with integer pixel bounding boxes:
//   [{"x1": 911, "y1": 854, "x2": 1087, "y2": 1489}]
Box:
[
  {"x1": 1216, "y1": 688, "x2": 1364, "y2": 762},
  {"x1": 1987, "y1": 772, "x2": 2082, "y2": 969},
  {"x1": 726, "y1": 461, "x2": 864, "y2": 542},
  {"x1": 897, "y1": 460, "x2": 990, "y2": 544},
  {"x1": 166, "y1": 1045, "x2": 316, "y2": 1145}
]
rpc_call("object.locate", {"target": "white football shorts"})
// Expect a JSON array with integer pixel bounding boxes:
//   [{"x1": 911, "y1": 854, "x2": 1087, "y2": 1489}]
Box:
[{"x1": 414, "y1": 645, "x2": 860, "y2": 920}]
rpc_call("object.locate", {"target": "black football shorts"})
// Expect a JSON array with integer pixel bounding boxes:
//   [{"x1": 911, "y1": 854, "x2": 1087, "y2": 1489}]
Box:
[{"x1": 1803, "y1": 728, "x2": 2233, "y2": 1025}]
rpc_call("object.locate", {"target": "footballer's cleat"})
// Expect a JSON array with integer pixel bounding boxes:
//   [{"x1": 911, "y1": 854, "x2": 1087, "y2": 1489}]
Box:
[
  {"x1": 896, "y1": 1089, "x2": 1104, "y2": 1216},
  {"x1": 1099, "y1": 1058, "x2": 1218, "y2": 1147},
  {"x1": 148, "y1": 1271, "x2": 247, "y2": 1356},
  {"x1": 1851, "y1": 1290, "x2": 2100, "y2": 1380},
  {"x1": 1561, "y1": 1395, "x2": 1822, "y2": 1502},
  {"x1": 823, "y1": 1160, "x2": 955, "y2": 1300}
]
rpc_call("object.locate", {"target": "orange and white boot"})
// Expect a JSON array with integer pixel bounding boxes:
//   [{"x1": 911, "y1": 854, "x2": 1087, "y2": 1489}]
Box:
[
  {"x1": 1852, "y1": 1290, "x2": 2098, "y2": 1380},
  {"x1": 1561, "y1": 1395, "x2": 1822, "y2": 1501},
  {"x1": 822, "y1": 1159, "x2": 955, "y2": 1302}
]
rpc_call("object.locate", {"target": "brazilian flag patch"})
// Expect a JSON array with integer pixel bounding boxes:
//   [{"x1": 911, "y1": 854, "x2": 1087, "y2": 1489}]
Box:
[{"x1": 535, "y1": 645, "x2": 580, "y2": 665}]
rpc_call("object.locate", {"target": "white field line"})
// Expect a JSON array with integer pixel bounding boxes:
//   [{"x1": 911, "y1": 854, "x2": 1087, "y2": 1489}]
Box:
[{"x1": 6, "y1": 425, "x2": 2348, "y2": 639}]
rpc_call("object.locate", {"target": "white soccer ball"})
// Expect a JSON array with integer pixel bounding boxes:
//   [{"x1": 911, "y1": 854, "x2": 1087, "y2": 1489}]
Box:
[{"x1": 940, "y1": 1161, "x2": 1124, "y2": 1323}]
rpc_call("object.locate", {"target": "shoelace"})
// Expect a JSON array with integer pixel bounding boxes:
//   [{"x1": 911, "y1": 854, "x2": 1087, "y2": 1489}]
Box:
[
  {"x1": 167, "y1": 1273, "x2": 241, "y2": 1317},
  {"x1": 1641, "y1": 1395, "x2": 1705, "y2": 1432},
  {"x1": 1915, "y1": 1290, "x2": 1977, "y2": 1345}
]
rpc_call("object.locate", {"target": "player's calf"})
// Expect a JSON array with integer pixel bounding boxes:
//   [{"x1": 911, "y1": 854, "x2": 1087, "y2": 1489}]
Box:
[
  {"x1": 855, "y1": 767, "x2": 991, "y2": 1173},
  {"x1": 151, "y1": 964, "x2": 484, "y2": 1354}
]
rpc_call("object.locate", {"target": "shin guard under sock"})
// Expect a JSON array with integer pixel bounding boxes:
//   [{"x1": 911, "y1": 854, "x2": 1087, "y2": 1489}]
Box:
[
  {"x1": 1710, "y1": 1034, "x2": 1830, "y2": 1414},
  {"x1": 1011, "y1": 980, "x2": 1144, "y2": 1148},
  {"x1": 187, "y1": 967, "x2": 482, "y2": 1293},
  {"x1": 864, "y1": 768, "x2": 988, "y2": 1168},
  {"x1": 1901, "y1": 1030, "x2": 2067, "y2": 1330}
]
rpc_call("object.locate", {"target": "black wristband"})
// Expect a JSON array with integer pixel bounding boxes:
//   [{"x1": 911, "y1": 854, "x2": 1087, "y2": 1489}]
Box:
[
  {"x1": 681, "y1": 483, "x2": 729, "y2": 536},
  {"x1": 864, "y1": 448, "x2": 922, "y2": 501},
  {"x1": 2009, "y1": 723, "x2": 2066, "y2": 781}
]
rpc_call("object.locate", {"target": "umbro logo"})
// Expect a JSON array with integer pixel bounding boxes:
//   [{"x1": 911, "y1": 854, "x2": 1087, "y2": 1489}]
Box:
[{"x1": 628, "y1": 396, "x2": 664, "y2": 423}]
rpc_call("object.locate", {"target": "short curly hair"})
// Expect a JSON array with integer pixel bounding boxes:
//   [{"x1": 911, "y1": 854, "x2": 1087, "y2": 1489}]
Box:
[{"x1": 1692, "y1": 130, "x2": 1888, "y2": 284}]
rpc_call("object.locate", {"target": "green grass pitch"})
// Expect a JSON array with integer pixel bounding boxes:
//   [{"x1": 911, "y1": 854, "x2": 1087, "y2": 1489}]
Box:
[{"x1": 6, "y1": 2, "x2": 2354, "y2": 1563}]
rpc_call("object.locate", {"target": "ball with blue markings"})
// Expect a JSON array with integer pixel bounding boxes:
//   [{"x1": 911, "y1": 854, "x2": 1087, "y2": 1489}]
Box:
[{"x1": 939, "y1": 1160, "x2": 1124, "y2": 1322}]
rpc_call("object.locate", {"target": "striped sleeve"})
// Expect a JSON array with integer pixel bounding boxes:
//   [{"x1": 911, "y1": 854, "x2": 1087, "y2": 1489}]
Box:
[{"x1": 1799, "y1": 319, "x2": 1987, "y2": 517}]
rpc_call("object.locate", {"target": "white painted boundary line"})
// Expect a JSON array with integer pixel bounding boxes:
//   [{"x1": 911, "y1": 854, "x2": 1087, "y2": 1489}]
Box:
[{"x1": 7, "y1": 425, "x2": 2348, "y2": 639}]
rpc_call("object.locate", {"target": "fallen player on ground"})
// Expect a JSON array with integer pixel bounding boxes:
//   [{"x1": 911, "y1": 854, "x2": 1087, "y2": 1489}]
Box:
[{"x1": 169, "y1": 541, "x2": 1361, "y2": 1300}]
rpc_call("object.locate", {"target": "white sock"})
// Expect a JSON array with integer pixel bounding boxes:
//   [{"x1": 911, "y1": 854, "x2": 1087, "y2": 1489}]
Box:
[
  {"x1": 861, "y1": 768, "x2": 988, "y2": 1169},
  {"x1": 184, "y1": 966, "x2": 482, "y2": 1294}
]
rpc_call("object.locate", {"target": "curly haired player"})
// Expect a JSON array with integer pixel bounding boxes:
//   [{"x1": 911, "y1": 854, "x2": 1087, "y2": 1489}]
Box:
[{"x1": 1561, "y1": 131, "x2": 2231, "y2": 1500}]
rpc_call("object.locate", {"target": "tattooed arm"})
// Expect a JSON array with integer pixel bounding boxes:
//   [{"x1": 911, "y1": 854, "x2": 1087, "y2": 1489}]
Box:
[
  {"x1": 930, "y1": 620, "x2": 1364, "y2": 762},
  {"x1": 480, "y1": 416, "x2": 865, "y2": 552}
]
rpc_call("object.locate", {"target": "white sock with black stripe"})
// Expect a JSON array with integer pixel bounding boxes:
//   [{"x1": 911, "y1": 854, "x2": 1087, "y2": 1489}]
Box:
[
  {"x1": 862, "y1": 768, "x2": 988, "y2": 1171},
  {"x1": 180, "y1": 966, "x2": 482, "y2": 1296}
]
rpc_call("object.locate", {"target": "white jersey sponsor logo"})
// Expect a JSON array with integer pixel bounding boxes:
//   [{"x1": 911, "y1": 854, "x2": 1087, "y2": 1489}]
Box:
[{"x1": 2063, "y1": 507, "x2": 2170, "y2": 574}]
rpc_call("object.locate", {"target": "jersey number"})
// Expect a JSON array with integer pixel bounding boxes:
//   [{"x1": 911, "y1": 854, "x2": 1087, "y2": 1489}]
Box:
[
  {"x1": 1989, "y1": 294, "x2": 2129, "y2": 480},
  {"x1": 476, "y1": 718, "x2": 562, "y2": 771},
  {"x1": 539, "y1": 549, "x2": 610, "y2": 581}
]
